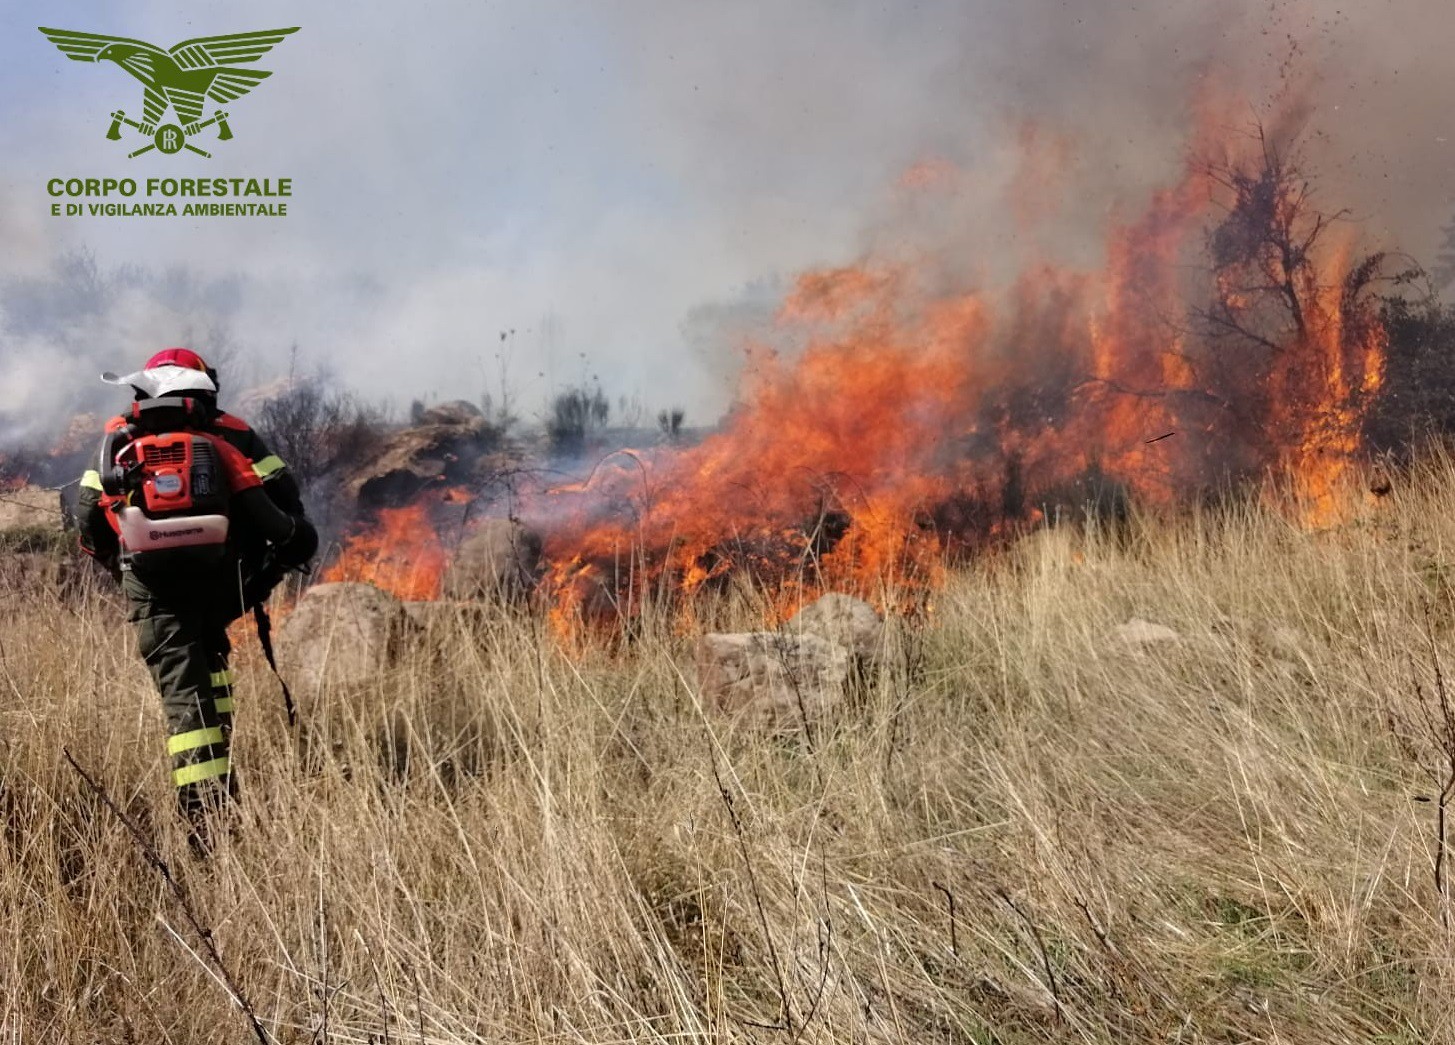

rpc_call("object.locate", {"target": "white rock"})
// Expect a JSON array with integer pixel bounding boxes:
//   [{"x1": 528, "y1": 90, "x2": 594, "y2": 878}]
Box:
[
  {"x1": 0, "y1": 486, "x2": 61, "y2": 532},
  {"x1": 442, "y1": 518, "x2": 542, "y2": 600}
]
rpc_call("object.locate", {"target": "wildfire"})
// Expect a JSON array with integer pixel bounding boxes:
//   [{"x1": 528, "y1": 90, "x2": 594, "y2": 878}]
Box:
[
  {"x1": 321, "y1": 502, "x2": 448, "y2": 601},
  {"x1": 1277, "y1": 244, "x2": 1389, "y2": 528},
  {"x1": 324, "y1": 91, "x2": 1390, "y2": 627}
]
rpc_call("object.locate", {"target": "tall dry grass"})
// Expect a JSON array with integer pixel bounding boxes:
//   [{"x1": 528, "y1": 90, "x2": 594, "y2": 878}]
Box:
[{"x1": 5, "y1": 458, "x2": 1455, "y2": 1043}]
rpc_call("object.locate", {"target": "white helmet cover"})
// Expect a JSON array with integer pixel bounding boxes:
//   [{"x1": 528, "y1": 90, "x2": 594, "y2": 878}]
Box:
[{"x1": 101, "y1": 364, "x2": 218, "y2": 398}]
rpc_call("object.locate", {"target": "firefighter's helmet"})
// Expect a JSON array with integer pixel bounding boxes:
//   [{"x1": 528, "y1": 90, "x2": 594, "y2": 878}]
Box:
[{"x1": 101, "y1": 347, "x2": 219, "y2": 399}]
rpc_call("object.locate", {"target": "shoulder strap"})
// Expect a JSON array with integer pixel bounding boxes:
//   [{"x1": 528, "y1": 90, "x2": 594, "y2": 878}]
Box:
[
  {"x1": 211, "y1": 411, "x2": 252, "y2": 433},
  {"x1": 253, "y1": 602, "x2": 297, "y2": 728}
]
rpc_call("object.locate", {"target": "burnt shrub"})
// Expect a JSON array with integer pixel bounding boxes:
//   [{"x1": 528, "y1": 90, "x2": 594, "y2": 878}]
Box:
[
  {"x1": 1366, "y1": 297, "x2": 1455, "y2": 456},
  {"x1": 547, "y1": 384, "x2": 610, "y2": 457},
  {"x1": 253, "y1": 372, "x2": 387, "y2": 527}
]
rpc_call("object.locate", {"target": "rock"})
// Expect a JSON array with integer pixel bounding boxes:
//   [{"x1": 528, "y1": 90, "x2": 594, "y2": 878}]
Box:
[
  {"x1": 344, "y1": 407, "x2": 499, "y2": 509},
  {"x1": 1368, "y1": 467, "x2": 1393, "y2": 498},
  {"x1": 0, "y1": 486, "x2": 70, "y2": 591},
  {"x1": 699, "y1": 595, "x2": 884, "y2": 728},
  {"x1": 442, "y1": 518, "x2": 542, "y2": 600},
  {"x1": 696, "y1": 632, "x2": 850, "y2": 726},
  {"x1": 785, "y1": 593, "x2": 884, "y2": 659},
  {"x1": 400, "y1": 599, "x2": 496, "y2": 636},
  {"x1": 276, "y1": 582, "x2": 417, "y2": 699},
  {"x1": 1114, "y1": 618, "x2": 1182, "y2": 645},
  {"x1": 416, "y1": 400, "x2": 483, "y2": 426}
]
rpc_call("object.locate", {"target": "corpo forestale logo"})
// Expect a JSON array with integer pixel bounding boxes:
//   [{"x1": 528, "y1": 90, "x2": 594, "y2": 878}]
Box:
[{"x1": 38, "y1": 26, "x2": 299, "y2": 159}]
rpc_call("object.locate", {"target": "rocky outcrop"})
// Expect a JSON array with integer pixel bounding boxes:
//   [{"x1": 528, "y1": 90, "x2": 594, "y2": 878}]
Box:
[
  {"x1": 415, "y1": 401, "x2": 485, "y2": 427},
  {"x1": 442, "y1": 518, "x2": 542, "y2": 600},
  {"x1": 696, "y1": 593, "x2": 886, "y2": 727},
  {"x1": 0, "y1": 486, "x2": 73, "y2": 592},
  {"x1": 0, "y1": 486, "x2": 64, "y2": 537}
]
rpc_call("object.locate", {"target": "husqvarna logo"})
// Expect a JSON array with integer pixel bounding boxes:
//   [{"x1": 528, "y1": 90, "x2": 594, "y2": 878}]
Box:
[{"x1": 151, "y1": 526, "x2": 203, "y2": 540}]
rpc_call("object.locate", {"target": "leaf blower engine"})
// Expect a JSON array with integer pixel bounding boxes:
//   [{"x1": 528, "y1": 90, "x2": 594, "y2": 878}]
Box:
[{"x1": 99, "y1": 399, "x2": 305, "y2": 580}]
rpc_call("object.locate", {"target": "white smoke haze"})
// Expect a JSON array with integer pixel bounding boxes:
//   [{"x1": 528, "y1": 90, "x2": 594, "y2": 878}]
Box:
[{"x1": 1, "y1": 0, "x2": 1453, "y2": 450}]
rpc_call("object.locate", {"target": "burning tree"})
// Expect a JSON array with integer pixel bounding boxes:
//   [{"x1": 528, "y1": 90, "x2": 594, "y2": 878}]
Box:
[{"x1": 1195, "y1": 127, "x2": 1397, "y2": 518}]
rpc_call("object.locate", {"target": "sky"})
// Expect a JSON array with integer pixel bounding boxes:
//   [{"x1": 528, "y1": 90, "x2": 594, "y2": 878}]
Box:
[{"x1": 1, "y1": 0, "x2": 1453, "y2": 445}]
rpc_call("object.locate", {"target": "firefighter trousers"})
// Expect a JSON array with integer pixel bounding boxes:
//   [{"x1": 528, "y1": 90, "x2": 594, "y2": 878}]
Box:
[{"x1": 122, "y1": 571, "x2": 238, "y2": 816}]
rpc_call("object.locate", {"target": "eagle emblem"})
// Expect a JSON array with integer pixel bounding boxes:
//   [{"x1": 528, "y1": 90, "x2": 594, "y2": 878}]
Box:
[{"x1": 38, "y1": 27, "x2": 300, "y2": 158}]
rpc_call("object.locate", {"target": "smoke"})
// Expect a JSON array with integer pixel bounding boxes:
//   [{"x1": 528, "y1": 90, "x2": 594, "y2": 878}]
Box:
[
  {"x1": 1, "y1": 0, "x2": 1452, "y2": 452},
  {"x1": 0, "y1": 228, "x2": 247, "y2": 447},
  {"x1": 603, "y1": 0, "x2": 1455, "y2": 400}
]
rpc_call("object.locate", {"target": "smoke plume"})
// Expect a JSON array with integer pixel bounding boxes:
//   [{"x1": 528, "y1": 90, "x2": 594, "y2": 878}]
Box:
[{"x1": 1, "y1": 0, "x2": 1451, "y2": 453}]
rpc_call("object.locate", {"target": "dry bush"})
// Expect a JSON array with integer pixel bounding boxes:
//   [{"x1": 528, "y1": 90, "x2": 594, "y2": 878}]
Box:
[
  {"x1": 252, "y1": 374, "x2": 388, "y2": 536},
  {"x1": 8, "y1": 462, "x2": 1455, "y2": 1042}
]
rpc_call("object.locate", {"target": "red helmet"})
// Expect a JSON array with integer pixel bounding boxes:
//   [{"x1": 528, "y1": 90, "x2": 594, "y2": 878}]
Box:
[{"x1": 144, "y1": 347, "x2": 209, "y2": 371}]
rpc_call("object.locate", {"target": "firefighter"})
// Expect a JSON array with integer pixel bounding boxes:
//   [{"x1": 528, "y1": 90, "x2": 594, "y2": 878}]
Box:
[{"x1": 77, "y1": 348, "x2": 317, "y2": 836}]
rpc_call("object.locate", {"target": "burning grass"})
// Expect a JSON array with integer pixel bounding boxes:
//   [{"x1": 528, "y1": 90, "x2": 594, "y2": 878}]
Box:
[
  {"x1": 6, "y1": 457, "x2": 1455, "y2": 1041},
  {"x1": 320, "y1": 502, "x2": 450, "y2": 601}
]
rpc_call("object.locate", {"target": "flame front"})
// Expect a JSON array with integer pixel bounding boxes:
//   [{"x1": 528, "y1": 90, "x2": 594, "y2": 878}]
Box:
[{"x1": 327, "y1": 94, "x2": 1390, "y2": 626}]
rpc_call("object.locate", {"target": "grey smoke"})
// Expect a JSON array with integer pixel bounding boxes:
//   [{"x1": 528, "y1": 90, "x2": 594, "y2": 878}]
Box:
[{"x1": 2, "y1": 0, "x2": 1451, "y2": 450}]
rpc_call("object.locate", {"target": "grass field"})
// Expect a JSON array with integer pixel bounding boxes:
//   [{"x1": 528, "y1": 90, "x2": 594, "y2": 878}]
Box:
[{"x1": 5, "y1": 458, "x2": 1455, "y2": 1043}]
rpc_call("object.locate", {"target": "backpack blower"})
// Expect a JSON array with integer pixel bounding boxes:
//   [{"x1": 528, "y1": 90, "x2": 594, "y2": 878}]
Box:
[{"x1": 98, "y1": 396, "x2": 309, "y2": 724}]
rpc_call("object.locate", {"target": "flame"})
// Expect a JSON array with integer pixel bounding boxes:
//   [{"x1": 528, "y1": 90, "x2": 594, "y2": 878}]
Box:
[
  {"x1": 528, "y1": 276, "x2": 1001, "y2": 628},
  {"x1": 1278, "y1": 241, "x2": 1387, "y2": 527},
  {"x1": 322, "y1": 502, "x2": 448, "y2": 600},
  {"x1": 1205, "y1": 163, "x2": 1389, "y2": 527},
  {"x1": 524, "y1": 108, "x2": 1237, "y2": 626},
  {"x1": 323, "y1": 90, "x2": 1389, "y2": 632}
]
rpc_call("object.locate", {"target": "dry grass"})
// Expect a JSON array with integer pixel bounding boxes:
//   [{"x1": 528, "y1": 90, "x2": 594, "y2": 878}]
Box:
[{"x1": 8, "y1": 458, "x2": 1455, "y2": 1043}]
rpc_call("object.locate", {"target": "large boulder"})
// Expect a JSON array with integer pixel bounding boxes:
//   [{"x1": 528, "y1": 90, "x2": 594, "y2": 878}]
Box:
[
  {"x1": 785, "y1": 593, "x2": 884, "y2": 660},
  {"x1": 416, "y1": 400, "x2": 484, "y2": 426},
  {"x1": 696, "y1": 632, "x2": 850, "y2": 727},
  {"x1": 400, "y1": 599, "x2": 494, "y2": 635},
  {"x1": 344, "y1": 402, "x2": 499, "y2": 509},
  {"x1": 442, "y1": 518, "x2": 542, "y2": 600},
  {"x1": 276, "y1": 582, "x2": 417, "y2": 699}
]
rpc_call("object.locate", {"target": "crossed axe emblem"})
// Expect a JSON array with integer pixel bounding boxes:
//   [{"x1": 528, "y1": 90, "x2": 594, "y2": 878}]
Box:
[{"x1": 105, "y1": 109, "x2": 233, "y2": 159}]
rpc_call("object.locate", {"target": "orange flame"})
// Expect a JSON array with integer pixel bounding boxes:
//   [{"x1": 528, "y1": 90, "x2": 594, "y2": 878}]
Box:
[{"x1": 322, "y1": 502, "x2": 448, "y2": 600}]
